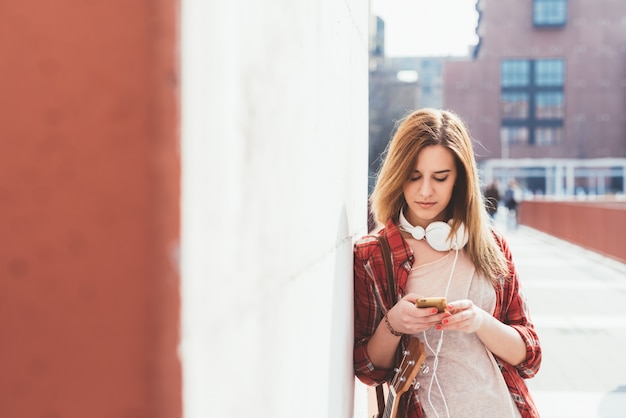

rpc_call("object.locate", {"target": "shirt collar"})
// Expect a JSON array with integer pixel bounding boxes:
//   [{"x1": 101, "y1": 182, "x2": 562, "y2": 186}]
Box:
[{"x1": 381, "y1": 218, "x2": 414, "y2": 268}]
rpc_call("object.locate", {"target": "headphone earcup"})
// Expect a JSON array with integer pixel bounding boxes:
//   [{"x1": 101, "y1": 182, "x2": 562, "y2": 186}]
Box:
[
  {"x1": 425, "y1": 222, "x2": 453, "y2": 251},
  {"x1": 425, "y1": 221, "x2": 469, "y2": 251},
  {"x1": 450, "y1": 222, "x2": 469, "y2": 250}
]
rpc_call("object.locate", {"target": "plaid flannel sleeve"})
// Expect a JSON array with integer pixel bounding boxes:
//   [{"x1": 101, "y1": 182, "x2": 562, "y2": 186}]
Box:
[{"x1": 353, "y1": 239, "x2": 395, "y2": 386}]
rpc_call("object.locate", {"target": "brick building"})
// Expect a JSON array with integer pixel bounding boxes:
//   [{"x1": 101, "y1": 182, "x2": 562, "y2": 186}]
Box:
[{"x1": 444, "y1": 0, "x2": 626, "y2": 196}]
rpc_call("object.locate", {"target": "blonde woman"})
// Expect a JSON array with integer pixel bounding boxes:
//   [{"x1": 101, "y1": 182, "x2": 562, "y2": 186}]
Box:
[{"x1": 354, "y1": 108, "x2": 541, "y2": 418}]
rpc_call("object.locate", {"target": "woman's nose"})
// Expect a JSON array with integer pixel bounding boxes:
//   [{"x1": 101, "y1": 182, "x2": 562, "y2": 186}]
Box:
[{"x1": 419, "y1": 179, "x2": 433, "y2": 197}]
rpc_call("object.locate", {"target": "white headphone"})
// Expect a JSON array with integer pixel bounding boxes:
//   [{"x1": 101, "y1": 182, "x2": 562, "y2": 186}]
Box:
[{"x1": 398, "y1": 209, "x2": 469, "y2": 251}]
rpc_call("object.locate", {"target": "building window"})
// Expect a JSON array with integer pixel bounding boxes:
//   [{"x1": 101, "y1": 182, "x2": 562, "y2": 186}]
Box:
[
  {"x1": 501, "y1": 93, "x2": 529, "y2": 119},
  {"x1": 500, "y1": 58, "x2": 564, "y2": 148},
  {"x1": 535, "y1": 92, "x2": 564, "y2": 118},
  {"x1": 535, "y1": 59, "x2": 564, "y2": 86},
  {"x1": 501, "y1": 127, "x2": 529, "y2": 145},
  {"x1": 501, "y1": 60, "x2": 530, "y2": 87},
  {"x1": 536, "y1": 127, "x2": 563, "y2": 145},
  {"x1": 533, "y1": 0, "x2": 567, "y2": 27}
]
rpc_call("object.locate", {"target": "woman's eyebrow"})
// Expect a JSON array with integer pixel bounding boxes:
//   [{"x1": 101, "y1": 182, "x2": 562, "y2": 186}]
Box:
[{"x1": 413, "y1": 169, "x2": 451, "y2": 174}]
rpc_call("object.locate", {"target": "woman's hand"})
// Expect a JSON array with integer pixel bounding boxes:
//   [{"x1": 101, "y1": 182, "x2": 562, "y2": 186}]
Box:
[
  {"x1": 386, "y1": 293, "x2": 450, "y2": 335},
  {"x1": 437, "y1": 299, "x2": 487, "y2": 333}
]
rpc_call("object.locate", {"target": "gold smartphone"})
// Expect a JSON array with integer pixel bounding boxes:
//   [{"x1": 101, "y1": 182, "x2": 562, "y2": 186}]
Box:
[{"x1": 415, "y1": 297, "x2": 447, "y2": 313}]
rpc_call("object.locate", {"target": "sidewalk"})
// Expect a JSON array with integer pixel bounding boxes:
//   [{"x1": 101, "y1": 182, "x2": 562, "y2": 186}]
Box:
[{"x1": 496, "y1": 213, "x2": 626, "y2": 418}]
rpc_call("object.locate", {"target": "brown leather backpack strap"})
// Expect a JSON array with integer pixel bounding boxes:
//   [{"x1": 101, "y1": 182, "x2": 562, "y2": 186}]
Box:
[
  {"x1": 375, "y1": 234, "x2": 396, "y2": 306},
  {"x1": 374, "y1": 384, "x2": 385, "y2": 418},
  {"x1": 372, "y1": 234, "x2": 398, "y2": 418}
]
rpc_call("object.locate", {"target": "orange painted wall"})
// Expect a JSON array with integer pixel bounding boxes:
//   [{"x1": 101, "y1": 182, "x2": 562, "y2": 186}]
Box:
[{"x1": 0, "y1": 1, "x2": 181, "y2": 417}]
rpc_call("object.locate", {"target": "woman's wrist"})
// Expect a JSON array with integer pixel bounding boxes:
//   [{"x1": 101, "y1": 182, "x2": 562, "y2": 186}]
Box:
[{"x1": 383, "y1": 312, "x2": 403, "y2": 337}]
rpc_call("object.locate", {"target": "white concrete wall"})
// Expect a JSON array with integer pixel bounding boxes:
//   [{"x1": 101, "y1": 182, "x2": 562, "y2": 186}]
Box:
[{"x1": 180, "y1": 1, "x2": 370, "y2": 417}]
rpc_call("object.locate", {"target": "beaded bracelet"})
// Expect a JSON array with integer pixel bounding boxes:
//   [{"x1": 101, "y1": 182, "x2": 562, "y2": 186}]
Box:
[{"x1": 384, "y1": 313, "x2": 403, "y2": 337}]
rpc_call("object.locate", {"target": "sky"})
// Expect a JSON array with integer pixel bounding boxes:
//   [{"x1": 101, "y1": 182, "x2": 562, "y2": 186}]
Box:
[{"x1": 371, "y1": 0, "x2": 479, "y2": 57}]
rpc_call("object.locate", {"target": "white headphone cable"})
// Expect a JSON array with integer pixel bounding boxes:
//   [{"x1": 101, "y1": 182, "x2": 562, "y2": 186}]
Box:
[{"x1": 422, "y1": 246, "x2": 460, "y2": 418}]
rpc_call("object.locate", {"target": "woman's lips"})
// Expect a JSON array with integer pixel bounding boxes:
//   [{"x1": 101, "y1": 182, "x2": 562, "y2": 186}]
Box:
[{"x1": 416, "y1": 202, "x2": 436, "y2": 209}]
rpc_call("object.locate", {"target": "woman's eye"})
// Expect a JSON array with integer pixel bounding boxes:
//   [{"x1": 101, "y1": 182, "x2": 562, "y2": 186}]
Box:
[
  {"x1": 434, "y1": 177, "x2": 448, "y2": 182},
  {"x1": 409, "y1": 176, "x2": 421, "y2": 182}
]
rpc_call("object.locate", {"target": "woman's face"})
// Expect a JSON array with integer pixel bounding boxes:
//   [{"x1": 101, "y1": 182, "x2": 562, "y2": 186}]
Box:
[{"x1": 402, "y1": 145, "x2": 457, "y2": 228}]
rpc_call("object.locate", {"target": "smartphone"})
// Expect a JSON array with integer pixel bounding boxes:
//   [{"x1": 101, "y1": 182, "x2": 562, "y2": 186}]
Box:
[{"x1": 415, "y1": 297, "x2": 447, "y2": 313}]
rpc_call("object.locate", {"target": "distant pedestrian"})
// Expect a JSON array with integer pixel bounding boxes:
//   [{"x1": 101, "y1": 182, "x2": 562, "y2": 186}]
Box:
[
  {"x1": 484, "y1": 181, "x2": 500, "y2": 220},
  {"x1": 354, "y1": 108, "x2": 542, "y2": 418},
  {"x1": 503, "y1": 180, "x2": 522, "y2": 229}
]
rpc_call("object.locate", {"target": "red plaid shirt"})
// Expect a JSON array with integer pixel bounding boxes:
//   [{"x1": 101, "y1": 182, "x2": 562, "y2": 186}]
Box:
[{"x1": 353, "y1": 220, "x2": 542, "y2": 418}]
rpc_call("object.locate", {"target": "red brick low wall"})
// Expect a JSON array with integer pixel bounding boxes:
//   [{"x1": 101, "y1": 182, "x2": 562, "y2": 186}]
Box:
[{"x1": 519, "y1": 200, "x2": 626, "y2": 264}]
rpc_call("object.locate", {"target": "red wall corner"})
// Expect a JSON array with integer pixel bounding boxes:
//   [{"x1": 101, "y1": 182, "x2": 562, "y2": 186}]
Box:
[{"x1": 0, "y1": 1, "x2": 181, "y2": 417}]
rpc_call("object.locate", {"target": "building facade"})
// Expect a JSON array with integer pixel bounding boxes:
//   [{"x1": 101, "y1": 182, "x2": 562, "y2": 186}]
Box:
[
  {"x1": 444, "y1": 0, "x2": 626, "y2": 196},
  {"x1": 369, "y1": 55, "x2": 455, "y2": 193}
]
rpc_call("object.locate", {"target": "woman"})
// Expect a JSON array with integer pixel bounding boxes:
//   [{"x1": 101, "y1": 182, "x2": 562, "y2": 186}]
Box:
[{"x1": 353, "y1": 109, "x2": 541, "y2": 418}]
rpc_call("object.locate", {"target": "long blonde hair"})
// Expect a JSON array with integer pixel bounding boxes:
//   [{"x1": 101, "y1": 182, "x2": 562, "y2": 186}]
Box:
[{"x1": 370, "y1": 108, "x2": 508, "y2": 282}]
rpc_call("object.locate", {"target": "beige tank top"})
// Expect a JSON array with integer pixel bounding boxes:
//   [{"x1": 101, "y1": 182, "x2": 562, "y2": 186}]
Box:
[{"x1": 406, "y1": 249, "x2": 521, "y2": 418}]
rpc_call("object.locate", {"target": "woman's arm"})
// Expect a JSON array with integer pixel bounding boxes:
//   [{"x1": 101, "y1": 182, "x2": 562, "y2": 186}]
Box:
[
  {"x1": 440, "y1": 301, "x2": 527, "y2": 365},
  {"x1": 365, "y1": 314, "x2": 402, "y2": 369},
  {"x1": 367, "y1": 295, "x2": 448, "y2": 368},
  {"x1": 353, "y1": 239, "x2": 448, "y2": 382},
  {"x1": 496, "y1": 233, "x2": 542, "y2": 375},
  {"x1": 353, "y1": 239, "x2": 395, "y2": 385}
]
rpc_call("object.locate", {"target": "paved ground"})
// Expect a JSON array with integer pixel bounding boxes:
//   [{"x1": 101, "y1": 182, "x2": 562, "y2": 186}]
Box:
[{"x1": 495, "y1": 211, "x2": 626, "y2": 418}]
